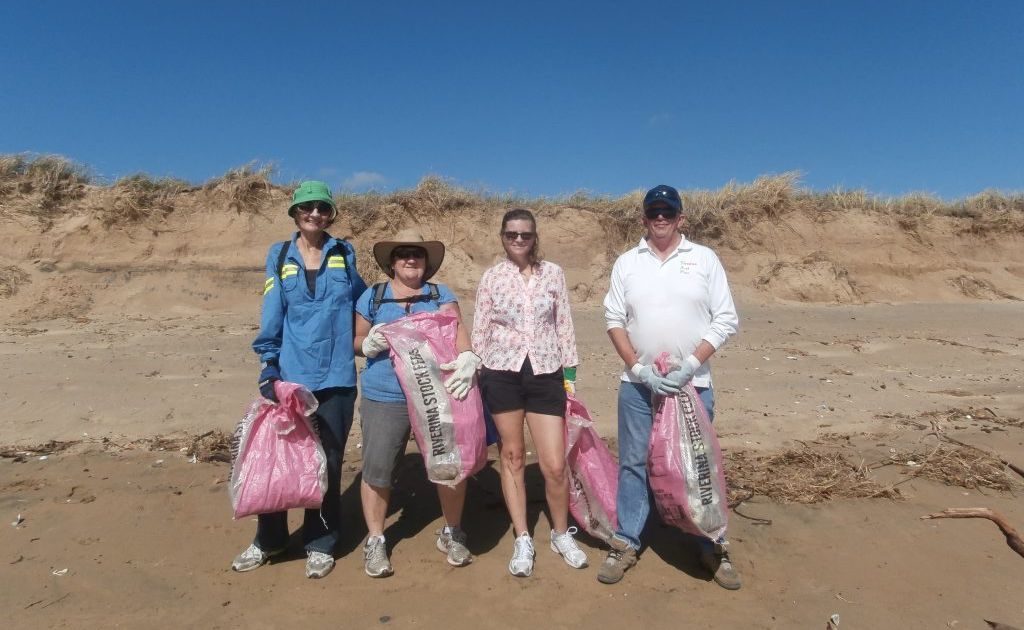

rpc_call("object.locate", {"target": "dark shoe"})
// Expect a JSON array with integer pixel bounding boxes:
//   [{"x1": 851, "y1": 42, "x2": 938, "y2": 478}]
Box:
[
  {"x1": 700, "y1": 542, "x2": 741, "y2": 590},
  {"x1": 596, "y1": 536, "x2": 637, "y2": 584}
]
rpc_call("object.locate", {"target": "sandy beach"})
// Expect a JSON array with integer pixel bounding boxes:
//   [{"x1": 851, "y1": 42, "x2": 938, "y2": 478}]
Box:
[{"x1": 2, "y1": 179, "x2": 1023, "y2": 629}]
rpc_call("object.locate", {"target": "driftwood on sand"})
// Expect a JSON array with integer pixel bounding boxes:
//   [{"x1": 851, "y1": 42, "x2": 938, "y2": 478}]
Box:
[{"x1": 921, "y1": 508, "x2": 1024, "y2": 559}]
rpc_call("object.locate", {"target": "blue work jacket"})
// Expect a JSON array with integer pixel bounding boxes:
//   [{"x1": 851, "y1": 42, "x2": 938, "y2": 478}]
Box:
[{"x1": 252, "y1": 233, "x2": 367, "y2": 391}]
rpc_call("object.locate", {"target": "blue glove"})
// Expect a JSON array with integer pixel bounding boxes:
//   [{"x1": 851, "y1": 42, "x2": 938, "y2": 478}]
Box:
[
  {"x1": 258, "y1": 361, "x2": 280, "y2": 402},
  {"x1": 631, "y1": 363, "x2": 680, "y2": 396}
]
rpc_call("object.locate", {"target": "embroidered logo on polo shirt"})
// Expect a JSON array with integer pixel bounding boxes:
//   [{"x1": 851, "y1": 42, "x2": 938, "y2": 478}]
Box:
[{"x1": 680, "y1": 260, "x2": 697, "y2": 274}]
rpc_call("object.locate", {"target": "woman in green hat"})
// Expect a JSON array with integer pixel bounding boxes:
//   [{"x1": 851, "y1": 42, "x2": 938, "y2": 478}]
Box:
[{"x1": 232, "y1": 180, "x2": 367, "y2": 579}]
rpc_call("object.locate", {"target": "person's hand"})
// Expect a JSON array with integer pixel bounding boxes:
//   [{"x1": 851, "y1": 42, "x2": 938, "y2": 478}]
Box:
[
  {"x1": 631, "y1": 363, "x2": 680, "y2": 396},
  {"x1": 361, "y1": 324, "x2": 389, "y2": 358},
  {"x1": 440, "y1": 351, "x2": 482, "y2": 400},
  {"x1": 258, "y1": 360, "x2": 281, "y2": 402},
  {"x1": 666, "y1": 355, "x2": 702, "y2": 388}
]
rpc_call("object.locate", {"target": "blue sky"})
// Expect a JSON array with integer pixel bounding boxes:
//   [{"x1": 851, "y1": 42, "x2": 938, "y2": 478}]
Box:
[{"x1": 2, "y1": 1, "x2": 1022, "y2": 198}]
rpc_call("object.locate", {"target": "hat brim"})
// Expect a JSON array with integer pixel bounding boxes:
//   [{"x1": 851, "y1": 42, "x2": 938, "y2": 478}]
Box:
[{"x1": 372, "y1": 240, "x2": 446, "y2": 281}]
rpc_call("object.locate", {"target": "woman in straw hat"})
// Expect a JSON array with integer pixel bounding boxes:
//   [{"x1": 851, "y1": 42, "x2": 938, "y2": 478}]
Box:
[
  {"x1": 354, "y1": 228, "x2": 480, "y2": 578},
  {"x1": 233, "y1": 181, "x2": 368, "y2": 579},
  {"x1": 472, "y1": 208, "x2": 586, "y2": 577}
]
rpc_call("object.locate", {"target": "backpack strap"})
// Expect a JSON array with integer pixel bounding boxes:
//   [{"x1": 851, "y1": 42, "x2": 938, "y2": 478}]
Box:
[
  {"x1": 368, "y1": 282, "x2": 442, "y2": 321},
  {"x1": 369, "y1": 282, "x2": 389, "y2": 320},
  {"x1": 275, "y1": 240, "x2": 291, "y2": 280}
]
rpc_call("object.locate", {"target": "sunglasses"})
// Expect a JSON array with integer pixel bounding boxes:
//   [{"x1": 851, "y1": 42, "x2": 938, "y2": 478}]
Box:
[
  {"x1": 296, "y1": 201, "x2": 334, "y2": 215},
  {"x1": 644, "y1": 206, "x2": 680, "y2": 220},
  {"x1": 392, "y1": 246, "x2": 427, "y2": 260},
  {"x1": 502, "y1": 231, "x2": 535, "y2": 242}
]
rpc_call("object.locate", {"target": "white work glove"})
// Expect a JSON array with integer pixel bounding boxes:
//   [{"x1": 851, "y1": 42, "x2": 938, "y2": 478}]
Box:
[
  {"x1": 361, "y1": 324, "x2": 389, "y2": 358},
  {"x1": 440, "y1": 351, "x2": 482, "y2": 400},
  {"x1": 631, "y1": 363, "x2": 680, "y2": 396},
  {"x1": 666, "y1": 355, "x2": 702, "y2": 388}
]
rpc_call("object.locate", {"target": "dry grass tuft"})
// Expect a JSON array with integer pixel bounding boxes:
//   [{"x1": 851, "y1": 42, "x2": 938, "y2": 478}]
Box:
[
  {"x1": 889, "y1": 444, "x2": 1018, "y2": 492},
  {"x1": 589, "y1": 172, "x2": 807, "y2": 248},
  {"x1": 340, "y1": 176, "x2": 498, "y2": 242},
  {"x1": 389, "y1": 175, "x2": 478, "y2": 214},
  {"x1": 577, "y1": 190, "x2": 645, "y2": 245},
  {"x1": 97, "y1": 173, "x2": 190, "y2": 226},
  {"x1": 686, "y1": 171, "x2": 804, "y2": 239},
  {"x1": 0, "y1": 153, "x2": 91, "y2": 214},
  {"x1": 203, "y1": 163, "x2": 275, "y2": 214},
  {"x1": 725, "y1": 447, "x2": 901, "y2": 504}
]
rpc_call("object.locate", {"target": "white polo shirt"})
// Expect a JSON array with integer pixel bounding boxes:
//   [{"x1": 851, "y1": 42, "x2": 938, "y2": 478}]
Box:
[{"x1": 603, "y1": 236, "x2": 739, "y2": 387}]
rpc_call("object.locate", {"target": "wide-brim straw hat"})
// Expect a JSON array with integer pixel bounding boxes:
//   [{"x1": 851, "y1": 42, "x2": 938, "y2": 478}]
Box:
[{"x1": 372, "y1": 228, "x2": 445, "y2": 281}]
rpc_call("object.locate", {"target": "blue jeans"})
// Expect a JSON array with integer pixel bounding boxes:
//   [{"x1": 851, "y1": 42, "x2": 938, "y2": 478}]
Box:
[
  {"x1": 255, "y1": 386, "x2": 355, "y2": 555},
  {"x1": 614, "y1": 381, "x2": 720, "y2": 551}
]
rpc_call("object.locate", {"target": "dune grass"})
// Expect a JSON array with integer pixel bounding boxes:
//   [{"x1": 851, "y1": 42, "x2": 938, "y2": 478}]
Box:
[
  {"x1": 96, "y1": 173, "x2": 191, "y2": 226},
  {"x1": 0, "y1": 153, "x2": 92, "y2": 213},
  {"x1": 2, "y1": 154, "x2": 1021, "y2": 240},
  {"x1": 202, "y1": 162, "x2": 277, "y2": 215}
]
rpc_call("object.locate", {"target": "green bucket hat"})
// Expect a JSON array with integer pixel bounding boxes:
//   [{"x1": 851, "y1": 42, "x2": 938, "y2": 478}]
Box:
[{"x1": 288, "y1": 180, "x2": 338, "y2": 220}]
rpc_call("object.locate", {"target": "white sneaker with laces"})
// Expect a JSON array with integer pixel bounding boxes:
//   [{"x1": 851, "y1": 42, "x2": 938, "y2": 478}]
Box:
[
  {"x1": 305, "y1": 550, "x2": 335, "y2": 579},
  {"x1": 550, "y1": 526, "x2": 588, "y2": 568},
  {"x1": 231, "y1": 543, "x2": 283, "y2": 572},
  {"x1": 363, "y1": 535, "x2": 393, "y2": 578},
  {"x1": 436, "y1": 526, "x2": 473, "y2": 567},
  {"x1": 508, "y1": 532, "x2": 535, "y2": 577}
]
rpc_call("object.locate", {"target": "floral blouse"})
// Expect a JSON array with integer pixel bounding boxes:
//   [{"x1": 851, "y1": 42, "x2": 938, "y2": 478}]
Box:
[{"x1": 472, "y1": 259, "x2": 579, "y2": 375}]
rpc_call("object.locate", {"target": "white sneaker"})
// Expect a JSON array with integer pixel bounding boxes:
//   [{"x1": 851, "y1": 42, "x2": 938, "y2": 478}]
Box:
[
  {"x1": 363, "y1": 535, "x2": 393, "y2": 578},
  {"x1": 230, "y1": 543, "x2": 283, "y2": 572},
  {"x1": 305, "y1": 550, "x2": 335, "y2": 579},
  {"x1": 436, "y1": 526, "x2": 473, "y2": 567},
  {"x1": 508, "y1": 532, "x2": 535, "y2": 577},
  {"x1": 550, "y1": 527, "x2": 588, "y2": 569}
]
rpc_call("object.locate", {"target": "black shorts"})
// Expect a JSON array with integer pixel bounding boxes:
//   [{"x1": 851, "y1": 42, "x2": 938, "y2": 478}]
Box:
[{"x1": 479, "y1": 356, "x2": 566, "y2": 417}]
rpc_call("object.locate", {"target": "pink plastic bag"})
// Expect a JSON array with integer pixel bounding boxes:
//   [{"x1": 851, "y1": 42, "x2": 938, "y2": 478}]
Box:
[
  {"x1": 564, "y1": 394, "x2": 619, "y2": 543},
  {"x1": 229, "y1": 380, "x2": 328, "y2": 519},
  {"x1": 381, "y1": 311, "x2": 487, "y2": 487},
  {"x1": 647, "y1": 354, "x2": 729, "y2": 541}
]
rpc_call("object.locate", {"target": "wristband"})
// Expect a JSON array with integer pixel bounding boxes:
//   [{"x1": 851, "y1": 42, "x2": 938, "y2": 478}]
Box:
[{"x1": 683, "y1": 354, "x2": 701, "y2": 371}]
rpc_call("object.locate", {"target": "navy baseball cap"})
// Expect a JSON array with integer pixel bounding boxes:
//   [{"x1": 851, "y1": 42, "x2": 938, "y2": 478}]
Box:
[{"x1": 642, "y1": 185, "x2": 682, "y2": 211}]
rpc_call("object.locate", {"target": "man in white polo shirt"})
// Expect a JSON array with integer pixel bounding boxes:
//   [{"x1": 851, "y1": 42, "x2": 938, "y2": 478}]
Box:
[{"x1": 598, "y1": 184, "x2": 741, "y2": 589}]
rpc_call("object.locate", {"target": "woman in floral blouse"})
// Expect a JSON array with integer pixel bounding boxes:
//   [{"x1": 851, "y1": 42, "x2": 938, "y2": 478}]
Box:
[{"x1": 472, "y1": 208, "x2": 587, "y2": 577}]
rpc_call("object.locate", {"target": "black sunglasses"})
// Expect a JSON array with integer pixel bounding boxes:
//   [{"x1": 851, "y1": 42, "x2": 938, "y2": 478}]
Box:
[
  {"x1": 644, "y1": 206, "x2": 680, "y2": 220},
  {"x1": 392, "y1": 246, "x2": 427, "y2": 259},
  {"x1": 502, "y1": 231, "x2": 535, "y2": 241},
  {"x1": 296, "y1": 201, "x2": 333, "y2": 215}
]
